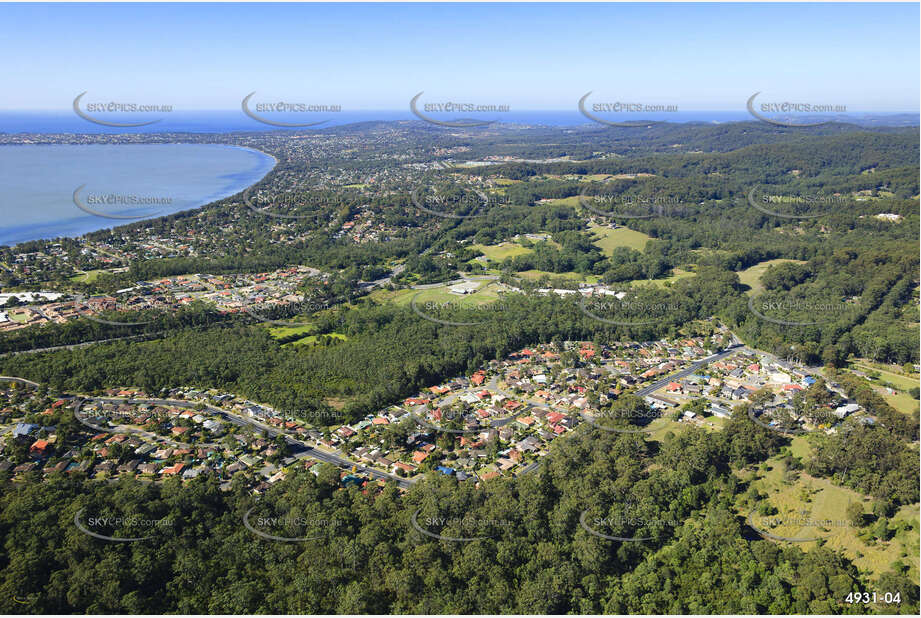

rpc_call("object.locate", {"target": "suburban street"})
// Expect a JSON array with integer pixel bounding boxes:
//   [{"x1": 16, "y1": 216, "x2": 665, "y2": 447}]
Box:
[
  {"x1": 74, "y1": 396, "x2": 417, "y2": 490},
  {"x1": 636, "y1": 343, "x2": 745, "y2": 397}
]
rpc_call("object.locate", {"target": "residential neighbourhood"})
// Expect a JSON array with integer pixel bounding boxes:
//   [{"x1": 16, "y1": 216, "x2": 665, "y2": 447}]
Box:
[
  {"x1": 1, "y1": 329, "x2": 873, "y2": 494},
  {"x1": 0, "y1": 266, "x2": 330, "y2": 332}
]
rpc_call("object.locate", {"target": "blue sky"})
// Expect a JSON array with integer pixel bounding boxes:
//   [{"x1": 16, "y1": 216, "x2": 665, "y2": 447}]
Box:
[{"x1": 2, "y1": 2, "x2": 918, "y2": 111}]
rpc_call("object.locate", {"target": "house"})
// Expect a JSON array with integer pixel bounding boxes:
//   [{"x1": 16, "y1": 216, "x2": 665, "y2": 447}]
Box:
[
  {"x1": 392, "y1": 462, "x2": 416, "y2": 475},
  {"x1": 496, "y1": 458, "x2": 516, "y2": 471},
  {"x1": 730, "y1": 386, "x2": 750, "y2": 401},
  {"x1": 645, "y1": 395, "x2": 678, "y2": 408},
  {"x1": 202, "y1": 420, "x2": 224, "y2": 434},
  {"x1": 160, "y1": 463, "x2": 185, "y2": 476},
  {"x1": 833, "y1": 403, "x2": 860, "y2": 419},
  {"x1": 12, "y1": 423, "x2": 39, "y2": 440},
  {"x1": 518, "y1": 436, "x2": 541, "y2": 452},
  {"x1": 138, "y1": 463, "x2": 159, "y2": 475},
  {"x1": 13, "y1": 462, "x2": 37, "y2": 474},
  {"x1": 29, "y1": 439, "x2": 51, "y2": 457}
]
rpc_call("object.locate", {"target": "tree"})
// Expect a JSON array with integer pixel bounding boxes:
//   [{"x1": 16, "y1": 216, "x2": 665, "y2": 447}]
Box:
[{"x1": 846, "y1": 501, "x2": 865, "y2": 527}]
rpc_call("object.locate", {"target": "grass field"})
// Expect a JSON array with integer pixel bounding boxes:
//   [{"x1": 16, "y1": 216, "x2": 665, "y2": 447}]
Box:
[
  {"x1": 471, "y1": 242, "x2": 533, "y2": 262},
  {"x1": 589, "y1": 224, "x2": 652, "y2": 254},
  {"x1": 737, "y1": 259, "x2": 807, "y2": 295},
  {"x1": 881, "y1": 390, "x2": 920, "y2": 416},
  {"x1": 542, "y1": 196, "x2": 582, "y2": 208},
  {"x1": 5, "y1": 309, "x2": 32, "y2": 323},
  {"x1": 629, "y1": 268, "x2": 695, "y2": 288},
  {"x1": 288, "y1": 332, "x2": 348, "y2": 346},
  {"x1": 848, "y1": 360, "x2": 920, "y2": 391},
  {"x1": 742, "y1": 458, "x2": 920, "y2": 582},
  {"x1": 268, "y1": 324, "x2": 315, "y2": 339},
  {"x1": 514, "y1": 270, "x2": 600, "y2": 284},
  {"x1": 70, "y1": 269, "x2": 106, "y2": 283},
  {"x1": 844, "y1": 359, "x2": 920, "y2": 415},
  {"x1": 789, "y1": 435, "x2": 814, "y2": 460},
  {"x1": 370, "y1": 280, "x2": 507, "y2": 309},
  {"x1": 268, "y1": 323, "x2": 349, "y2": 348}
]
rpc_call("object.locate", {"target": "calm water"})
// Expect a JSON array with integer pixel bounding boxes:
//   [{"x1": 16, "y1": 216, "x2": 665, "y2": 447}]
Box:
[
  {"x1": 0, "y1": 110, "x2": 916, "y2": 134},
  {"x1": 0, "y1": 144, "x2": 275, "y2": 247}
]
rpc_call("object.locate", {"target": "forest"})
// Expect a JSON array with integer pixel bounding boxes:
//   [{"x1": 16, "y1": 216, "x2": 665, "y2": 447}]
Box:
[{"x1": 0, "y1": 407, "x2": 917, "y2": 614}]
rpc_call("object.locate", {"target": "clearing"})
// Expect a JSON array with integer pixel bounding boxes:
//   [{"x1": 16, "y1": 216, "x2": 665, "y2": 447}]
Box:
[
  {"x1": 589, "y1": 224, "x2": 652, "y2": 254},
  {"x1": 737, "y1": 259, "x2": 807, "y2": 295}
]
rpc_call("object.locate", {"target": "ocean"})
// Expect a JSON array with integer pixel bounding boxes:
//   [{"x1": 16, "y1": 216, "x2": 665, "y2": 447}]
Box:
[{"x1": 3, "y1": 110, "x2": 916, "y2": 134}]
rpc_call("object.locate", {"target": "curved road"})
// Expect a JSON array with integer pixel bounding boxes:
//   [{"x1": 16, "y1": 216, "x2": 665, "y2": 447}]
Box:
[{"x1": 82, "y1": 396, "x2": 416, "y2": 489}]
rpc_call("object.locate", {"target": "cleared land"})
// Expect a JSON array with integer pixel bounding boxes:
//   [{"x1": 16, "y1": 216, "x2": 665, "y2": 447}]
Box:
[
  {"x1": 70, "y1": 269, "x2": 106, "y2": 283},
  {"x1": 471, "y1": 242, "x2": 533, "y2": 262},
  {"x1": 514, "y1": 270, "x2": 600, "y2": 284},
  {"x1": 268, "y1": 324, "x2": 315, "y2": 339},
  {"x1": 289, "y1": 332, "x2": 348, "y2": 347},
  {"x1": 742, "y1": 457, "x2": 920, "y2": 582},
  {"x1": 589, "y1": 224, "x2": 652, "y2": 254},
  {"x1": 630, "y1": 268, "x2": 695, "y2": 288},
  {"x1": 370, "y1": 280, "x2": 507, "y2": 308},
  {"x1": 848, "y1": 360, "x2": 920, "y2": 391},
  {"x1": 737, "y1": 259, "x2": 807, "y2": 295}
]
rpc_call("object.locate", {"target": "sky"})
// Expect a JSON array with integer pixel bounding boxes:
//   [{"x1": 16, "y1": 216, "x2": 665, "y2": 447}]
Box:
[{"x1": 1, "y1": 2, "x2": 918, "y2": 112}]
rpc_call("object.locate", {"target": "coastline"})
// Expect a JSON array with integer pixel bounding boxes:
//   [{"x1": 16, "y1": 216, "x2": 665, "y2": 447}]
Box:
[{"x1": 0, "y1": 143, "x2": 278, "y2": 249}]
